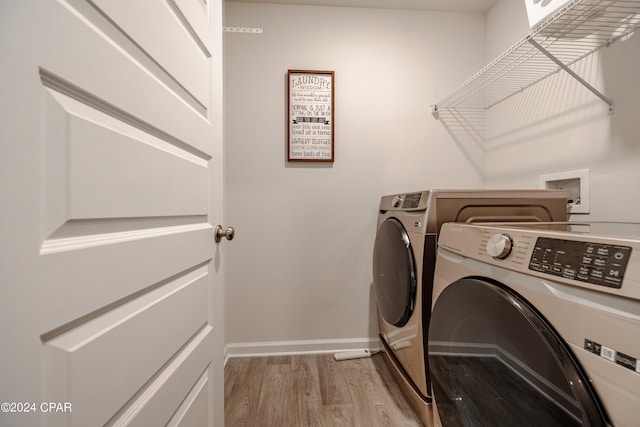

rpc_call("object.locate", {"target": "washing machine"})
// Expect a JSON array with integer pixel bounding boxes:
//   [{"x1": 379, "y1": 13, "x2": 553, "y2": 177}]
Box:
[
  {"x1": 429, "y1": 222, "x2": 640, "y2": 427},
  {"x1": 372, "y1": 189, "x2": 569, "y2": 426}
]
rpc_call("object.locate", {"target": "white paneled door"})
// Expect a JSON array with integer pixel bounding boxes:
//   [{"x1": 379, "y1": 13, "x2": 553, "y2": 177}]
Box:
[{"x1": 0, "y1": 1, "x2": 225, "y2": 426}]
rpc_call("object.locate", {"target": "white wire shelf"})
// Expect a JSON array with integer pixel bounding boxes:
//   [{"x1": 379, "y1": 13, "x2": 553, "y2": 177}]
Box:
[{"x1": 432, "y1": 0, "x2": 640, "y2": 118}]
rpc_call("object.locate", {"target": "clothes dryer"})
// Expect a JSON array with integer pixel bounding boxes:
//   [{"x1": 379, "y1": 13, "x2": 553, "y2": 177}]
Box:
[
  {"x1": 429, "y1": 222, "x2": 640, "y2": 427},
  {"x1": 372, "y1": 190, "x2": 569, "y2": 426}
]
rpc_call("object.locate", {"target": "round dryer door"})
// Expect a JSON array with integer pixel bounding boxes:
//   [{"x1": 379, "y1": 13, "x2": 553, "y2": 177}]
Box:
[
  {"x1": 428, "y1": 278, "x2": 608, "y2": 427},
  {"x1": 373, "y1": 218, "x2": 417, "y2": 327}
]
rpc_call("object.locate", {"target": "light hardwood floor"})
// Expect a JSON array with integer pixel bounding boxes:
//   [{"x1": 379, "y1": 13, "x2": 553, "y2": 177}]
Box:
[{"x1": 224, "y1": 353, "x2": 423, "y2": 426}]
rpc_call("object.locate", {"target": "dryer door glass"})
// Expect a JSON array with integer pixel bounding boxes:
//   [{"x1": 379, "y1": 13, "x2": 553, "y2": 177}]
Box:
[
  {"x1": 373, "y1": 218, "x2": 417, "y2": 327},
  {"x1": 428, "y1": 278, "x2": 608, "y2": 427}
]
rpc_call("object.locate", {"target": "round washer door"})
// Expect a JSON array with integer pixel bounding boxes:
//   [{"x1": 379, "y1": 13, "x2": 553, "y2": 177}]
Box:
[
  {"x1": 428, "y1": 278, "x2": 608, "y2": 427},
  {"x1": 372, "y1": 217, "x2": 416, "y2": 327}
]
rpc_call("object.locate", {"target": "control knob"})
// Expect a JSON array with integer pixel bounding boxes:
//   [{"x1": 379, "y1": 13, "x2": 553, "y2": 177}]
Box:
[
  {"x1": 487, "y1": 233, "x2": 513, "y2": 259},
  {"x1": 391, "y1": 195, "x2": 403, "y2": 208}
]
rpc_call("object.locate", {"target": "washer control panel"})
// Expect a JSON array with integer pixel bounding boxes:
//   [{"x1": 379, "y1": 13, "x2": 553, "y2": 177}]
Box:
[{"x1": 529, "y1": 237, "x2": 632, "y2": 289}]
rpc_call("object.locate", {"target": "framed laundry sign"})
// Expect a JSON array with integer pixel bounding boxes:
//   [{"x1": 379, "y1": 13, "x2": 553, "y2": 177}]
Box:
[{"x1": 287, "y1": 70, "x2": 334, "y2": 162}]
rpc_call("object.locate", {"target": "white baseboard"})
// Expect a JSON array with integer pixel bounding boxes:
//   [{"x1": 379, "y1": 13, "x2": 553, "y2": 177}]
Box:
[{"x1": 224, "y1": 337, "x2": 381, "y2": 365}]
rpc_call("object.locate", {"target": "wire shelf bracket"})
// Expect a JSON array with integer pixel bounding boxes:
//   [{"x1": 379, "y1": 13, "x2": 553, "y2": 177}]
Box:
[{"x1": 526, "y1": 37, "x2": 615, "y2": 114}]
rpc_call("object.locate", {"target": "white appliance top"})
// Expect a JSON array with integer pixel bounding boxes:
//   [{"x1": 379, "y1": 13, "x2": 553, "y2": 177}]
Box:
[
  {"x1": 378, "y1": 188, "x2": 569, "y2": 212},
  {"x1": 494, "y1": 222, "x2": 640, "y2": 240}
]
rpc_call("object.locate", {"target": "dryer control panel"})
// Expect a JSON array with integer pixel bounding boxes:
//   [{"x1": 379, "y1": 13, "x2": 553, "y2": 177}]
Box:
[
  {"x1": 401, "y1": 192, "x2": 422, "y2": 209},
  {"x1": 529, "y1": 237, "x2": 632, "y2": 289}
]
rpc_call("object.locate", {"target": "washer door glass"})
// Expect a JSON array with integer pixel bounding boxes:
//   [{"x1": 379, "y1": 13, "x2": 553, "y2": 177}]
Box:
[
  {"x1": 428, "y1": 278, "x2": 608, "y2": 427},
  {"x1": 372, "y1": 217, "x2": 416, "y2": 327}
]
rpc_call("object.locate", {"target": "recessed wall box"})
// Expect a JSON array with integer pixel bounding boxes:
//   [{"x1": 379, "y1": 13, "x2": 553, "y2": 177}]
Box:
[{"x1": 539, "y1": 169, "x2": 590, "y2": 214}]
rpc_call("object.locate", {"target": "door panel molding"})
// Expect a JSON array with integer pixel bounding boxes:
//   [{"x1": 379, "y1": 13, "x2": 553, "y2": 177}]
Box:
[
  {"x1": 105, "y1": 326, "x2": 213, "y2": 426},
  {"x1": 43, "y1": 267, "x2": 209, "y2": 425}
]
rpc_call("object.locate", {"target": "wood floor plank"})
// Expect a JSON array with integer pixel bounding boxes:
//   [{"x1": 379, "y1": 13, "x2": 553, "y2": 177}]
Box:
[
  {"x1": 256, "y1": 363, "x2": 294, "y2": 426},
  {"x1": 371, "y1": 353, "x2": 418, "y2": 415},
  {"x1": 319, "y1": 354, "x2": 354, "y2": 406},
  {"x1": 224, "y1": 353, "x2": 423, "y2": 426},
  {"x1": 291, "y1": 355, "x2": 325, "y2": 426},
  {"x1": 225, "y1": 358, "x2": 270, "y2": 427}
]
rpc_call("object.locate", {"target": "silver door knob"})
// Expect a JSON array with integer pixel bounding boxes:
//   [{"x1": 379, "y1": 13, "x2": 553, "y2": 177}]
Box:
[{"x1": 214, "y1": 225, "x2": 235, "y2": 242}]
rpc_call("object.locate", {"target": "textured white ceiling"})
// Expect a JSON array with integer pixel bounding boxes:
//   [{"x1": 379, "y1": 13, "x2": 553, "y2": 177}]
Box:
[{"x1": 225, "y1": 0, "x2": 499, "y2": 13}]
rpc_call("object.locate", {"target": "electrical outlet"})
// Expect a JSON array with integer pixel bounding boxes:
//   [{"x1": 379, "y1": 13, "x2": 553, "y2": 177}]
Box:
[{"x1": 539, "y1": 169, "x2": 590, "y2": 214}]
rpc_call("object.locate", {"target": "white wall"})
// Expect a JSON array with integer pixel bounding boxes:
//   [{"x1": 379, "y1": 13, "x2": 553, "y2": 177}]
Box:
[
  {"x1": 483, "y1": 0, "x2": 640, "y2": 221},
  {"x1": 223, "y1": 2, "x2": 486, "y2": 353}
]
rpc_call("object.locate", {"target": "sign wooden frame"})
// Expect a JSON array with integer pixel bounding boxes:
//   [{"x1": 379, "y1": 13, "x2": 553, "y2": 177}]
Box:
[{"x1": 287, "y1": 70, "x2": 335, "y2": 162}]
